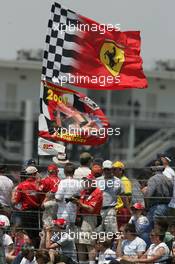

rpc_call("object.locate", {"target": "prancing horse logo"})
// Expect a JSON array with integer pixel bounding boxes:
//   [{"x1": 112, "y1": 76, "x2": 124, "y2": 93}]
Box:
[{"x1": 100, "y1": 40, "x2": 125, "y2": 77}]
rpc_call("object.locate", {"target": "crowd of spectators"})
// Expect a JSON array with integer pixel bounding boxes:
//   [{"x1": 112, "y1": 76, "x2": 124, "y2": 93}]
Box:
[{"x1": 0, "y1": 152, "x2": 175, "y2": 264}]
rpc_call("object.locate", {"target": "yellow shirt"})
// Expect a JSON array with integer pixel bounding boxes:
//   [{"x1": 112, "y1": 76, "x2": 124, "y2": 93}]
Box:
[{"x1": 116, "y1": 175, "x2": 132, "y2": 210}]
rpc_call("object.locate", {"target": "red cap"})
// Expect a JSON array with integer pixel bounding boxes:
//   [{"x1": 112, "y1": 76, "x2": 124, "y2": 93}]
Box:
[
  {"x1": 48, "y1": 164, "x2": 58, "y2": 171},
  {"x1": 0, "y1": 221, "x2": 5, "y2": 227},
  {"x1": 131, "y1": 203, "x2": 145, "y2": 210},
  {"x1": 52, "y1": 218, "x2": 67, "y2": 227}
]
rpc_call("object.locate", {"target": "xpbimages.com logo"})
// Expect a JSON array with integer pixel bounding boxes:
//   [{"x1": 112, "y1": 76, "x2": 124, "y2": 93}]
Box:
[
  {"x1": 52, "y1": 127, "x2": 121, "y2": 139},
  {"x1": 52, "y1": 73, "x2": 120, "y2": 87},
  {"x1": 52, "y1": 21, "x2": 120, "y2": 35}
]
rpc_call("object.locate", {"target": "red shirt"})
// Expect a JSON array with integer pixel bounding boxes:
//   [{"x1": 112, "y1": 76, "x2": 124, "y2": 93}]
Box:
[
  {"x1": 79, "y1": 188, "x2": 103, "y2": 215},
  {"x1": 14, "y1": 178, "x2": 42, "y2": 210},
  {"x1": 40, "y1": 175, "x2": 60, "y2": 193}
]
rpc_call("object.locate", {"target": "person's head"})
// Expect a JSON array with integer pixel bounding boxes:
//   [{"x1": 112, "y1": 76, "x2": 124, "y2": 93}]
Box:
[
  {"x1": 80, "y1": 152, "x2": 93, "y2": 167},
  {"x1": 83, "y1": 173, "x2": 96, "y2": 191},
  {"x1": 21, "y1": 243, "x2": 35, "y2": 261},
  {"x1": 102, "y1": 160, "x2": 113, "y2": 178},
  {"x1": 52, "y1": 152, "x2": 69, "y2": 166},
  {"x1": 26, "y1": 159, "x2": 36, "y2": 167},
  {"x1": 150, "y1": 159, "x2": 164, "y2": 173},
  {"x1": 35, "y1": 249, "x2": 50, "y2": 264},
  {"x1": 96, "y1": 239, "x2": 112, "y2": 252},
  {"x1": 154, "y1": 218, "x2": 169, "y2": 232},
  {"x1": 123, "y1": 224, "x2": 137, "y2": 240},
  {"x1": 169, "y1": 221, "x2": 175, "y2": 236},
  {"x1": 64, "y1": 162, "x2": 76, "y2": 177},
  {"x1": 131, "y1": 203, "x2": 145, "y2": 217},
  {"x1": 47, "y1": 164, "x2": 58, "y2": 177},
  {"x1": 112, "y1": 161, "x2": 125, "y2": 178},
  {"x1": 91, "y1": 164, "x2": 103, "y2": 178},
  {"x1": 150, "y1": 228, "x2": 165, "y2": 244},
  {"x1": 25, "y1": 166, "x2": 38, "y2": 179},
  {"x1": 160, "y1": 155, "x2": 171, "y2": 167}
]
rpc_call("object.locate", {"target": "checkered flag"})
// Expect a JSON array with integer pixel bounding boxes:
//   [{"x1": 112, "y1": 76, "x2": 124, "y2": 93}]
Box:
[{"x1": 42, "y1": 2, "x2": 82, "y2": 83}]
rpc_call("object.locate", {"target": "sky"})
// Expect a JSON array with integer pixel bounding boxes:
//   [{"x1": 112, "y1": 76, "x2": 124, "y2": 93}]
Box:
[{"x1": 0, "y1": 0, "x2": 174, "y2": 69}]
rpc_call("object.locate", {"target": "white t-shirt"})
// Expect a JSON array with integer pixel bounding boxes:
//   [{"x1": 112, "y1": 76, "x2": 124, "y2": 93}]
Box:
[
  {"x1": 74, "y1": 166, "x2": 91, "y2": 179},
  {"x1": 0, "y1": 175, "x2": 14, "y2": 206},
  {"x1": 122, "y1": 236, "x2": 146, "y2": 256},
  {"x1": 55, "y1": 177, "x2": 83, "y2": 223},
  {"x1": 98, "y1": 248, "x2": 116, "y2": 264},
  {"x1": 3, "y1": 234, "x2": 13, "y2": 255},
  {"x1": 163, "y1": 166, "x2": 175, "y2": 180},
  {"x1": 147, "y1": 242, "x2": 170, "y2": 264},
  {"x1": 20, "y1": 256, "x2": 37, "y2": 264}
]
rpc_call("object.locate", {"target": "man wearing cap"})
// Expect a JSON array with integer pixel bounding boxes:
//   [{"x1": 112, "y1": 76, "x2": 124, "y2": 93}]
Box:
[
  {"x1": 129, "y1": 203, "x2": 150, "y2": 244},
  {"x1": 52, "y1": 152, "x2": 69, "y2": 179},
  {"x1": 160, "y1": 154, "x2": 175, "y2": 181},
  {"x1": 97, "y1": 160, "x2": 123, "y2": 233},
  {"x1": 39, "y1": 164, "x2": 60, "y2": 194},
  {"x1": 45, "y1": 218, "x2": 77, "y2": 263},
  {"x1": 39, "y1": 164, "x2": 60, "y2": 225},
  {"x1": 74, "y1": 152, "x2": 92, "y2": 179},
  {"x1": 113, "y1": 161, "x2": 132, "y2": 229},
  {"x1": 143, "y1": 161, "x2": 173, "y2": 228},
  {"x1": 11, "y1": 166, "x2": 42, "y2": 244}
]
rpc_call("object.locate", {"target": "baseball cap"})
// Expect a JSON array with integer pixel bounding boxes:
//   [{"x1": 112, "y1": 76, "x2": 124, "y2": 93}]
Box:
[
  {"x1": 25, "y1": 166, "x2": 38, "y2": 174},
  {"x1": 102, "y1": 160, "x2": 113, "y2": 169},
  {"x1": 131, "y1": 203, "x2": 145, "y2": 210},
  {"x1": 47, "y1": 164, "x2": 58, "y2": 172},
  {"x1": 113, "y1": 161, "x2": 125, "y2": 169},
  {"x1": 52, "y1": 152, "x2": 69, "y2": 164},
  {"x1": 52, "y1": 218, "x2": 67, "y2": 228}
]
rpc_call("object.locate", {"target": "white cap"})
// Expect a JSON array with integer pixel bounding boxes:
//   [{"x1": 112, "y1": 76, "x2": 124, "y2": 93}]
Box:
[
  {"x1": 102, "y1": 160, "x2": 113, "y2": 169},
  {"x1": 25, "y1": 166, "x2": 38, "y2": 174},
  {"x1": 0, "y1": 215, "x2": 10, "y2": 227}
]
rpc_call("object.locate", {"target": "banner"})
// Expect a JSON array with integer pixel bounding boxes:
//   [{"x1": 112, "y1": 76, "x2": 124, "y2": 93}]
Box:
[
  {"x1": 38, "y1": 81, "x2": 109, "y2": 149},
  {"x1": 41, "y1": 2, "x2": 148, "y2": 90},
  {"x1": 38, "y1": 137, "x2": 65, "y2": 155}
]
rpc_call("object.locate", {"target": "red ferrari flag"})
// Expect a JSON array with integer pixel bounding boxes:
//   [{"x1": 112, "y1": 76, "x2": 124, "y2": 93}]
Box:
[
  {"x1": 39, "y1": 81, "x2": 109, "y2": 149},
  {"x1": 42, "y1": 2, "x2": 148, "y2": 90}
]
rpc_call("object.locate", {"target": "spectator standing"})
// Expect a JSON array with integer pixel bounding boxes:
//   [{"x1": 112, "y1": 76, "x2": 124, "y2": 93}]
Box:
[
  {"x1": 39, "y1": 164, "x2": 60, "y2": 225},
  {"x1": 143, "y1": 164, "x2": 173, "y2": 228},
  {"x1": 74, "y1": 152, "x2": 92, "y2": 179},
  {"x1": 97, "y1": 160, "x2": 123, "y2": 233},
  {"x1": 11, "y1": 166, "x2": 42, "y2": 245},
  {"x1": 52, "y1": 152, "x2": 69, "y2": 179},
  {"x1": 74, "y1": 174, "x2": 103, "y2": 263},
  {"x1": 0, "y1": 165, "x2": 14, "y2": 216},
  {"x1": 55, "y1": 162, "x2": 82, "y2": 226},
  {"x1": 113, "y1": 161, "x2": 132, "y2": 229},
  {"x1": 160, "y1": 155, "x2": 175, "y2": 181}
]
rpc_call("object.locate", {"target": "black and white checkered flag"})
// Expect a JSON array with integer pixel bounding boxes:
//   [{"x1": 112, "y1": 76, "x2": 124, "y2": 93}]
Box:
[{"x1": 42, "y1": 2, "x2": 82, "y2": 83}]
